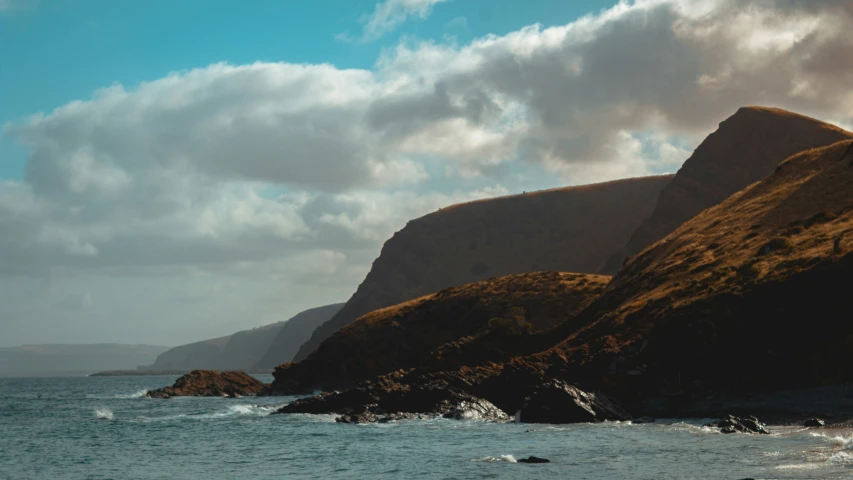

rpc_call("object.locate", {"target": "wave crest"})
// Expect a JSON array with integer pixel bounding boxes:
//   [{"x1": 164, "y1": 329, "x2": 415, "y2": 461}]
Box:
[
  {"x1": 476, "y1": 455, "x2": 517, "y2": 463},
  {"x1": 94, "y1": 408, "x2": 114, "y2": 420}
]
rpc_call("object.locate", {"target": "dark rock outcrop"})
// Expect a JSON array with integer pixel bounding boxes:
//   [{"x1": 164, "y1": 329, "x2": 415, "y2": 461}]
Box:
[
  {"x1": 293, "y1": 175, "x2": 673, "y2": 361},
  {"x1": 145, "y1": 370, "x2": 267, "y2": 398},
  {"x1": 804, "y1": 418, "x2": 826, "y2": 427},
  {"x1": 517, "y1": 456, "x2": 551, "y2": 464},
  {"x1": 336, "y1": 412, "x2": 378, "y2": 424},
  {"x1": 518, "y1": 381, "x2": 631, "y2": 424},
  {"x1": 277, "y1": 385, "x2": 508, "y2": 423},
  {"x1": 706, "y1": 415, "x2": 769, "y2": 434}
]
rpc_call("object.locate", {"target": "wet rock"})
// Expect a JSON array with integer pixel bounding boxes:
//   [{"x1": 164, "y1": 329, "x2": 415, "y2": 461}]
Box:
[
  {"x1": 633, "y1": 416, "x2": 656, "y2": 424},
  {"x1": 145, "y1": 370, "x2": 267, "y2": 398},
  {"x1": 706, "y1": 415, "x2": 768, "y2": 434},
  {"x1": 517, "y1": 456, "x2": 550, "y2": 464},
  {"x1": 276, "y1": 384, "x2": 507, "y2": 422},
  {"x1": 517, "y1": 381, "x2": 631, "y2": 424},
  {"x1": 378, "y1": 412, "x2": 430, "y2": 423},
  {"x1": 803, "y1": 418, "x2": 825, "y2": 427},
  {"x1": 441, "y1": 397, "x2": 509, "y2": 421},
  {"x1": 336, "y1": 412, "x2": 378, "y2": 424}
]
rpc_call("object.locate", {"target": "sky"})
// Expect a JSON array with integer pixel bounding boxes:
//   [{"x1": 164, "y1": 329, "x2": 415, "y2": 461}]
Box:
[{"x1": 1, "y1": 0, "x2": 852, "y2": 347}]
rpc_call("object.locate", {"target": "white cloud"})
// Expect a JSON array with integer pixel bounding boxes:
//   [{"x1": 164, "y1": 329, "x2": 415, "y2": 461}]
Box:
[
  {"x1": 362, "y1": 0, "x2": 453, "y2": 41},
  {"x1": 3, "y1": 0, "x2": 853, "y2": 345}
]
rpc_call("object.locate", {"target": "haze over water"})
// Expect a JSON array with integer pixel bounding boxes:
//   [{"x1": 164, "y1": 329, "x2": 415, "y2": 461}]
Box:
[{"x1": 1, "y1": 376, "x2": 851, "y2": 480}]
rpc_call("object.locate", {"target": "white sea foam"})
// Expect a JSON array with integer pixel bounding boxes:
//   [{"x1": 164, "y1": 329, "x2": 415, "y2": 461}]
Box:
[
  {"x1": 116, "y1": 389, "x2": 148, "y2": 399},
  {"x1": 476, "y1": 455, "x2": 517, "y2": 463},
  {"x1": 94, "y1": 408, "x2": 114, "y2": 420},
  {"x1": 828, "y1": 451, "x2": 853, "y2": 464},
  {"x1": 213, "y1": 404, "x2": 274, "y2": 418},
  {"x1": 809, "y1": 432, "x2": 853, "y2": 449}
]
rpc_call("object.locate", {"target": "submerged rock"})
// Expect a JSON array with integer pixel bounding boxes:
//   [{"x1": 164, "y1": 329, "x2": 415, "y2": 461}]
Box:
[
  {"x1": 145, "y1": 370, "x2": 267, "y2": 398},
  {"x1": 706, "y1": 415, "x2": 769, "y2": 434},
  {"x1": 517, "y1": 456, "x2": 550, "y2": 464},
  {"x1": 517, "y1": 381, "x2": 631, "y2": 424}
]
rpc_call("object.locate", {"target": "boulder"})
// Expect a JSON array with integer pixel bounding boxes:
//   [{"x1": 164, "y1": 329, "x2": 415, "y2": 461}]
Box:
[
  {"x1": 517, "y1": 456, "x2": 551, "y2": 464},
  {"x1": 145, "y1": 370, "x2": 267, "y2": 398},
  {"x1": 706, "y1": 415, "x2": 769, "y2": 434},
  {"x1": 336, "y1": 412, "x2": 378, "y2": 424},
  {"x1": 441, "y1": 397, "x2": 509, "y2": 421},
  {"x1": 517, "y1": 381, "x2": 631, "y2": 424},
  {"x1": 803, "y1": 418, "x2": 825, "y2": 427}
]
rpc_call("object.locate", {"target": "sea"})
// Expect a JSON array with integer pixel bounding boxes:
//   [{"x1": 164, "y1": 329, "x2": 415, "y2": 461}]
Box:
[{"x1": 1, "y1": 375, "x2": 851, "y2": 480}]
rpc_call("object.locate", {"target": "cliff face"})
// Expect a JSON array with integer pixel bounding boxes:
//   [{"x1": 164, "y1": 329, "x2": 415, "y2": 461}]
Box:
[
  {"x1": 381, "y1": 138, "x2": 853, "y2": 415},
  {"x1": 554, "y1": 139, "x2": 853, "y2": 398},
  {"x1": 147, "y1": 303, "x2": 342, "y2": 372},
  {"x1": 270, "y1": 272, "x2": 610, "y2": 392},
  {"x1": 252, "y1": 304, "x2": 344, "y2": 370},
  {"x1": 606, "y1": 106, "x2": 853, "y2": 271},
  {"x1": 272, "y1": 110, "x2": 853, "y2": 420},
  {"x1": 293, "y1": 175, "x2": 673, "y2": 361}
]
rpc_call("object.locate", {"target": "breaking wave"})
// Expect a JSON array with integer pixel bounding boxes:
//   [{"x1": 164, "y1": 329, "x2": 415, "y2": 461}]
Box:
[
  {"x1": 132, "y1": 404, "x2": 275, "y2": 423},
  {"x1": 475, "y1": 455, "x2": 517, "y2": 463},
  {"x1": 810, "y1": 432, "x2": 853, "y2": 450},
  {"x1": 94, "y1": 408, "x2": 114, "y2": 420},
  {"x1": 116, "y1": 389, "x2": 148, "y2": 399}
]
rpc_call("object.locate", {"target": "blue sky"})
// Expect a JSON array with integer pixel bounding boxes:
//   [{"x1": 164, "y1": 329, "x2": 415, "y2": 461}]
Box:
[{"x1": 0, "y1": 0, "x2": 612, "y2": 180}]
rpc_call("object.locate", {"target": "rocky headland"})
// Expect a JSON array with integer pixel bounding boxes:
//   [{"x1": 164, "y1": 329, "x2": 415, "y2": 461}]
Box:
[{"x1": 269, "y1": 107, "x2": 853, "y2": 427}]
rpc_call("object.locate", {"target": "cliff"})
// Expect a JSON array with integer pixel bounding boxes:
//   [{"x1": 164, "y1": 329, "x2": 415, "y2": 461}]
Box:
[
  {"x1": 273, "y1": 110, "x2": 853, "y2": 421},
  {"x1": 252, "y1": 303, "x2": 345, "y2": 370},
  {"x1": 270, "y1": 272, "x2": 610, "y2": 392},
  {"x1": 374, "y1": 138, "x2": 853, "y2": 416},
  {"x1": 147, "y1": 303, "x2": 342, "y2": 372},
  {"x1": 603, "y1": 106, "x2": 853, "y2": 271},
  {"x1": 293, "y1": 175, "x2": 673, "y2": 361}
]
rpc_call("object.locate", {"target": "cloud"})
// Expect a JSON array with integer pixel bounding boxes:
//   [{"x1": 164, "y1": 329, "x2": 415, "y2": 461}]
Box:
[
  {"x1": 3, "y1": 0, "x2": 853, "y2": 345},
  {"x1": 362, "y1": 0, "x2": 453, "y2": 41}
]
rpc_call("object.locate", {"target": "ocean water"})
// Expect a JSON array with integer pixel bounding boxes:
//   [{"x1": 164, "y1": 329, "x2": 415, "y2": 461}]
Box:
[{"x1": 1, "y1": 376, "x2": 851, "y2": 480}]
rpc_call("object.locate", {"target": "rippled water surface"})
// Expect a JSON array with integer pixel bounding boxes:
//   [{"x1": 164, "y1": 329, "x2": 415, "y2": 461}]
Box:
[{"x1": 1, "y1": 376, "x2": 852, "y2": 479}]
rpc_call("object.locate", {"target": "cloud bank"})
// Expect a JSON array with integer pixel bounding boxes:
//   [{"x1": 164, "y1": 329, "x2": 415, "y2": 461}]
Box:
[{"x1": 2, "y1": 0, "x2": 852, "y2": 346}]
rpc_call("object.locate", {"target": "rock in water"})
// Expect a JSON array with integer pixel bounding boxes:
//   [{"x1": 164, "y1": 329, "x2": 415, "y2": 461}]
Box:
[
  {"x1": 517, "y1": 456, "x2": 551, "y2": 464},
  {"x1": 706, "y1": 415, "x2": 769, "y2": 434},
  {"x1": 336, "y1": 412, "x2": 378, "y2": 424},
  {"x1": 146, "y1": 370, "x2": 267, "y2": 398},
  {"x1": 517, "y1": 381, "x2": 631, "y2": 424},
  {"x1": 803, "y1": 418, "x2": 826, "y2": 427},
  {"x1": 441, "y1": 397, "x2": 509, "y2": 421},
  {"x1": 277, "y1": 385, "x2": 508, "y2": 423}
]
